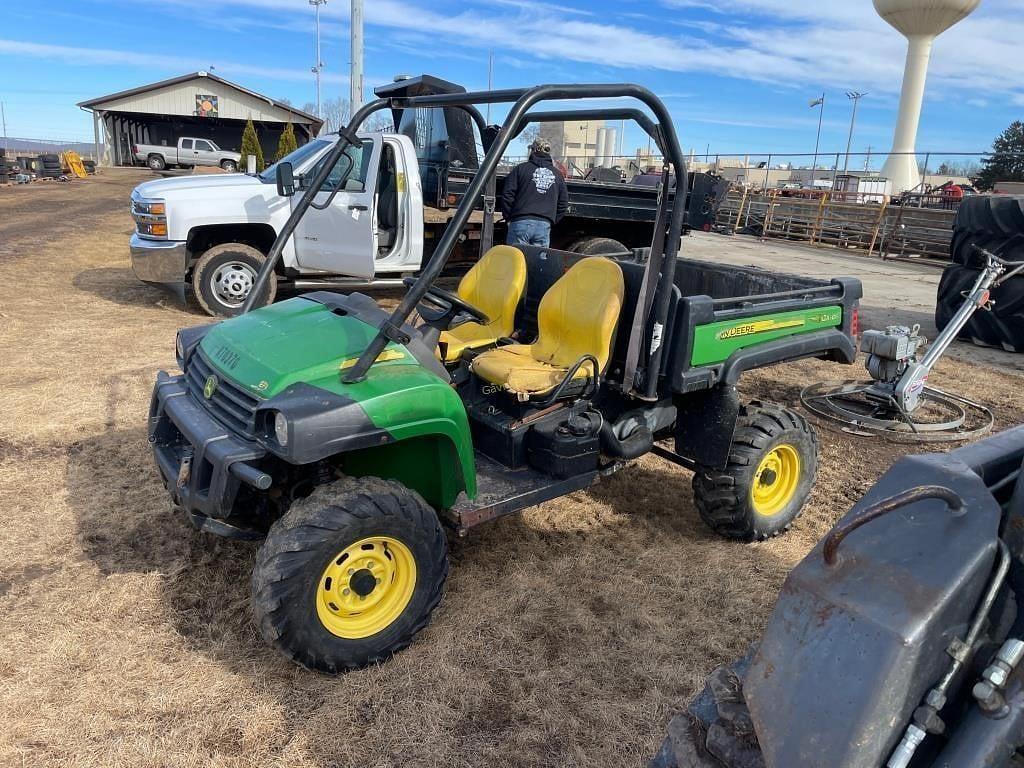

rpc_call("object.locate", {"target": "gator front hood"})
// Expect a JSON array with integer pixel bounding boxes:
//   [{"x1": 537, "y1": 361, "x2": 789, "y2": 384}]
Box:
[{"x1": 198, "y1": 297, "x2": 416, "y2": 398}]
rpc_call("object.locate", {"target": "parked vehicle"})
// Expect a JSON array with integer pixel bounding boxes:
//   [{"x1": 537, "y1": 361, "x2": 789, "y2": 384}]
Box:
[
  {"x1": 148, "y1": 81, "x2": 862, "y2": 673},
  {"x1": 128, "y1": 75, "x2": 728, "y2": 317},
  {"x1": 133, "y1": 137, "x2": 241, "y2": 172}
]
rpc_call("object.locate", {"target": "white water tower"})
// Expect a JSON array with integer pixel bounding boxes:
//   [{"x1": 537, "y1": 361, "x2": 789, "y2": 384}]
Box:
[{"x1": 873, "y1": 0, "x2": 980, "y2": 193}]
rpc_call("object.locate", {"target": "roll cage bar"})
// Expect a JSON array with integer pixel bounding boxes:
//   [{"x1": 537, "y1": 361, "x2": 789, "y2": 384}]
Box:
[{"x1": 242, "y1": 83, "x2": 688, "y2": 400}]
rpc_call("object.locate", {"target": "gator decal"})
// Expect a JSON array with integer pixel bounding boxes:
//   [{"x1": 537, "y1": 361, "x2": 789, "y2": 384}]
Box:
[{"x1": 691, "y1": 305, "x2": 843, "y2": 366}]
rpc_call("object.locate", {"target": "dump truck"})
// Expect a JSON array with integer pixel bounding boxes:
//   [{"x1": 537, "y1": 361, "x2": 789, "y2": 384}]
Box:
[{"x1": 147, "y1": 81, "x2": 861, "y2": 673}]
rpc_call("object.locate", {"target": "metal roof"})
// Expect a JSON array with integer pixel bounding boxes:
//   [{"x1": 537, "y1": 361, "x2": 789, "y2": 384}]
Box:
[{"x1": 77, "y1": 71, "x2": 323, "y2": 127}]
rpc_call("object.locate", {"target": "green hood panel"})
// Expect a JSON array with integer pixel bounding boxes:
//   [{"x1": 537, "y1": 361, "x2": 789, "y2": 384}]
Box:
[{"x1": 198, "y1": 297, "x2": 476, "y2": 502}]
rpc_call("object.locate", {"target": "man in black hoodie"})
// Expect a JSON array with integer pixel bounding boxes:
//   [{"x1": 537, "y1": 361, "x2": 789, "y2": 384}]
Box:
[{"x1": 500, "y1": 138, "x2": 568, "y2": 247}]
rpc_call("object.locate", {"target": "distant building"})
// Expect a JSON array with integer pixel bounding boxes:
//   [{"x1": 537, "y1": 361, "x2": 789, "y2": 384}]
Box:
[
  {"x1": 530, "y1": 120, "x2": 609, "y2": 171},
  {"x1": 78, "y1": 71, "x2": 323, "y2": 167}
]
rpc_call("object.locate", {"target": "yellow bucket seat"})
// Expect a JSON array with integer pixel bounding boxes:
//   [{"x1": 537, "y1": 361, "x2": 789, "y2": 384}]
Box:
[
  {"x1": 438, "y1": 245, "x2": 527, "y2": 363},
  {"x1": 471, "y1": 257, "x2": 624, "y2": 396}
]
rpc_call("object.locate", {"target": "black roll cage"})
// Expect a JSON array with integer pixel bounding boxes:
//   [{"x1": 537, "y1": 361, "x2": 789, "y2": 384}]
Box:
[{"x1": 242, "y1": 83, "x2": 689, "y2": 400}]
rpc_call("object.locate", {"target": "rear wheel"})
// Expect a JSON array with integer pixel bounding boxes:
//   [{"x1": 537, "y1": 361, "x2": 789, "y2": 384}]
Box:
[
  {"x1": 251, "y1": 478, "x2": 448, "y2": 673},
  {"x1": 220, "y1": 159, "x2": 238, "y2": 172},
  {"x1": 566, "y1": 236, "x2": 630, "y2": 256},
  {"x1": 191, "y1": 242, "x2": 276, "y2": 317},
  {"x1": 693, "y1": 403, "x2": 817, "y2": 541},
  {"x1": 147, "y1": 154, "x2": 165, "y2": 170}
]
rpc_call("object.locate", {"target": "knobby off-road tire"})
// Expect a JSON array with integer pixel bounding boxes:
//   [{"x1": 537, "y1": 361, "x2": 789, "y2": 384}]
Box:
[
  {"x1": 693, "y1": 403, "x2": 818, "y2": 541},
  {"x1": 650, "y1": 651, "x2": 765, "y2": 768},
  {"x1": 252, "y1": 478, "x2": 449, "y2": 674},
  {"x1": 192, "y1": 242, "x2": 276, "y2": 317},
  {"x1": 951, "y1": 195, "x2": 1024, "y2": 268},
  {"x1": 935, "y1": 263, "x2": 1024, "y2": 353}
]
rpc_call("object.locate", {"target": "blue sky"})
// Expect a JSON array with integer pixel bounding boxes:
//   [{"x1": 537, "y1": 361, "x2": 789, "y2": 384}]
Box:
[{"x1": 1, "y1": 0, "x2": 1021, "y2": 162}]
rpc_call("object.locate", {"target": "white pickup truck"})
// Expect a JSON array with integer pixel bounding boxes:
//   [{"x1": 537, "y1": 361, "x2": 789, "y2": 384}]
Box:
[
  {"x1": 129, "y1": 79, "x2": 725, "y2": 317},
  {"x1": 130, "y1": 133, "x2": 428, "y2": 315},
  {"x1": 133, "y1": 137, "x2": 241, "y2": 172}
]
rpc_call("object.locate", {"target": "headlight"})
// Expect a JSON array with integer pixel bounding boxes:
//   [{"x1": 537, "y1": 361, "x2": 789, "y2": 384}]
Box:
[
  {"x1": 175, "y1": 333, "x2": 186, "y2": 367},
  {"x1": 131, "y1": 194, "x2": 168, "y2": 239},
  {"x1": 274, "y1": 411, "x2": 289, "y2": 446}
]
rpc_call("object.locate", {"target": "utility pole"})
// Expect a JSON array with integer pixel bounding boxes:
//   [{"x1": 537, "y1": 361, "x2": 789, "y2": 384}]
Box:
[
  {"x1": 865, "y1": 145, "x2": 873, "y2": 172},
  {"x1": 309, "y1": 0, "x2": 327, "y2": 118},
  {"x1": 486, "y1": 50, "x2": 494, "y2": 123},
  {"x1": 809, "y1": 93, "x2": 825, "y2": 188},
  {"x1": 843, "y1": 91, "x2": 867, "y2": 174},
  {"x1": 0, "y1": 101, "x2": 7, "y2": 152},
  {"x1": 350, "y1": 0, "x2": 364, "y2": 112}
]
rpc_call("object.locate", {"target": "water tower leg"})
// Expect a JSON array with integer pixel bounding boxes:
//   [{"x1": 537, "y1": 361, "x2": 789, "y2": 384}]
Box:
[{"x1": 882, "y1": 35, "x2": 934, "y2": 193}]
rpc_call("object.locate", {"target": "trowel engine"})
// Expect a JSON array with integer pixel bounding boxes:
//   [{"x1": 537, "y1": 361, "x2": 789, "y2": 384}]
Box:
[{"x1": 861, "y1": 325, "x2": 929, "y2": 412}]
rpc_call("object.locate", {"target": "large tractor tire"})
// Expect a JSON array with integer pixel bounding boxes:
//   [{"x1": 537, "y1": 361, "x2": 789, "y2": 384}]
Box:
[
  {"x1": 191, "y1": 242, "x2": 276, "y2": 317},
  {"x1": 251, "y1": 478, "x2": 448, "y2": 674},
  {"x1": 936, "y1": 263, "x2": 1024, "y2": 352},
  {"x1": 951, "y1": 196, "x2": 1024, "y2": 268},
  {"x1": 693, "y1": 403, "x2": 818, "y2": 541}
]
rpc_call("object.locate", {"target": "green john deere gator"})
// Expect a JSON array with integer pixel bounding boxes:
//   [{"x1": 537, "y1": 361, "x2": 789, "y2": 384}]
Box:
[{"x1": 148, "y1": 83, "x2": 862, "y2": 673}]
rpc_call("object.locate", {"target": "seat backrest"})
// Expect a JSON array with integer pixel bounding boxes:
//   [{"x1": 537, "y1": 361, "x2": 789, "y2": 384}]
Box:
[
  {"x1": 532, "y1": 257, "x2": 624, "y2": 372},
  {"x1": 457, "y1": 245, "x2": 527, "y2": 337}
]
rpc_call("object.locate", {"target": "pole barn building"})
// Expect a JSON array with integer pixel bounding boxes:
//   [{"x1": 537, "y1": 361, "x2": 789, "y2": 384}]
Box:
[{"x1": 78, "y1": 71, "x2": 323, "y2": 167}]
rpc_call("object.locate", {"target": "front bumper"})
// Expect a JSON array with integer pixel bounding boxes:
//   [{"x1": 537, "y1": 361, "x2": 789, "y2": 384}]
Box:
[
  {"x1": 149, "y1": 371, "x2": 268, "y2": 525},
  {"x1": 130, "y1": 233, "x2": 188, "y2": 300}
]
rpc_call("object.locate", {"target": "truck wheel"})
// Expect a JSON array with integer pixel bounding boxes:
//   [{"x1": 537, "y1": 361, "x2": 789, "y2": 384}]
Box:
[
  {"x1": 147, "y1": 154, "x2": 165, "y2": 170},
  {"x1": 251, "y1": 478, "x2": 449, "y2": 673},
  {"x1": 693, "y1": 403, "x2": 818, "y2": 541},
  {"x1": 220, "y1": 159, "x2": 238, "y2": 173},
  {"x1": 567, "y1": 236, "x2": 630, "y2": 256},
  {"x1": 192, "y1": 242, "x2": 276, "y2": 317}
]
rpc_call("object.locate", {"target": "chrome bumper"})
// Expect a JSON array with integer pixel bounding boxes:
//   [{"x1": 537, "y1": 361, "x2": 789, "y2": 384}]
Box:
[{"x1": 130, "y1": 232, "x2": 188, "y2": 287}]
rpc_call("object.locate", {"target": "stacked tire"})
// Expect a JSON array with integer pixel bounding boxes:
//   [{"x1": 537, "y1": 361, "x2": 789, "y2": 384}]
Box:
[
  {"x1": 935, "y1": 196, "x2": 1024, "y2": 353},
  {"x1": 38, "y1": 153, "x2": 62, "y2": 179},
  {"x1": 0, "y1": 149, "x2": 9, "y2": 184}
]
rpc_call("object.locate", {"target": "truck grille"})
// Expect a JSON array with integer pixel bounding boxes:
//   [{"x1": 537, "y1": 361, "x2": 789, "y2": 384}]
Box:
[{"x1": 186, "y1": 349, "x2": 262, "y2": 438}]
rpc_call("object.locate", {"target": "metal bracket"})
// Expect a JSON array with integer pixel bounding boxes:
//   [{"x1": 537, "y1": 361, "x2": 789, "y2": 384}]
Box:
[{"x1": 380, "y1": 321, "x2": 411, "y2": 345}]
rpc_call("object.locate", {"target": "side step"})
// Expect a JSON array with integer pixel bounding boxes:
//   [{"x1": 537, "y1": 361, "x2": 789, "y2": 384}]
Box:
[{"x1": 443, "y1": 454, "x2": 603, "y2": 535}]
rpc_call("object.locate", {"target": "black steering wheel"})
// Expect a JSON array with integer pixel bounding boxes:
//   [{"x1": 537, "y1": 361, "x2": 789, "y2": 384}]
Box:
[{"x1": 402, "y1": 276, "x2": 490, "y2": 329}]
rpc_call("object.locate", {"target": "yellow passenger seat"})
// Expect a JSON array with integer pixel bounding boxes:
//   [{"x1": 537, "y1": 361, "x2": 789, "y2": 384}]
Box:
[
  {"x1": 470, "y1": 257, "x2": 624, "y2": 396},
  {"x1": 438, "y1": 245, "x2": 528, "y2": 363}
]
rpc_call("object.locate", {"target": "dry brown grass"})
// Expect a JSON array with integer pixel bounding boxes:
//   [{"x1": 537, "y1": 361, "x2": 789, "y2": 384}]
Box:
[{"x1": 1, "y1": 169, "x2": 1022, "y2": 768}]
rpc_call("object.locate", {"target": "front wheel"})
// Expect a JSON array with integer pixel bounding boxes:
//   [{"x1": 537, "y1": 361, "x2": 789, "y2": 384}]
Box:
[
  {"x1": 191, "y1": 242, "x2": 276, "y2": 317},
  {"x1": 693, "y1": 402, "x2": 818, "y2": 541},
  {"x1": 251, "y1": 478, "x2": 449, "y2": 673}
]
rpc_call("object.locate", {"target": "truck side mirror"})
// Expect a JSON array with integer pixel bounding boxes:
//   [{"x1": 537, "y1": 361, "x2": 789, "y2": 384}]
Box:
[{"x1": 276, "y1": 162, "x2": 295, "y2": 197}]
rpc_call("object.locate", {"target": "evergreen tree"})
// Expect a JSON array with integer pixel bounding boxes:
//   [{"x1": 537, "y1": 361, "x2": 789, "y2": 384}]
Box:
[
  {"x1": 274, "y1": 121, "x2": 298, "y2": 162},
  {"x1": 976, "y1": 121, "x2": 1024, "y2": 191},
  {"x1": 240, "y1": 118, "x2": 265, "y2": 172}
]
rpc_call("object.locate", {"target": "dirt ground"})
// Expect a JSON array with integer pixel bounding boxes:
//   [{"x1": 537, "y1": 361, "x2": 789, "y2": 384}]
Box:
[{"x1": 1, "y1": 169, "x2": 1022, "y2": 768}]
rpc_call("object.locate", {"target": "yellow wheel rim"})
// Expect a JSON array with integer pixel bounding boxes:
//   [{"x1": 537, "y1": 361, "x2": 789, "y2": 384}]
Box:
[
  {"x1": 315, "y1": 536, "x2": 417, "y2": 640},
  {"x1": 751, "y1": 444, "x2": 801, "y2": 517}
]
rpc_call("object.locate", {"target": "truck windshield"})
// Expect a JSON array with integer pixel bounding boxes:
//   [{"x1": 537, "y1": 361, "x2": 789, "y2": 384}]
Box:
[{"x1": 259, "y1": 138, "x2": 333, "y2": 182}]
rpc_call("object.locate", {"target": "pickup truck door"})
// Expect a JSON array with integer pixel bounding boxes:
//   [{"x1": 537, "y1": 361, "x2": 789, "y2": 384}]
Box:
[
  {"x1": 179, "y1": 138, "x2": 193, "y2": 165},
  {"x1": 192, "y1": 139, "x2": 216, "y2": 167},
  {"x1": 292, "y1": 138, "x2": 378, "y2": 279}
]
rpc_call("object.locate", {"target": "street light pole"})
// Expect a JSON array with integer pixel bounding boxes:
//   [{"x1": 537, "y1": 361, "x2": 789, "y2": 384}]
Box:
[
  {"x1": 309, "y1": 0, "x2": 326, "y2": 118},
  {"x1": 809, "y1": 92, "x2": 825, "y2": 188},
  {"x1": 843, "y1": 91, "x2": 867, "y2": 174},
  {"x1": 350, "y1": 0, "x2": 364, "y2": 111}
]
